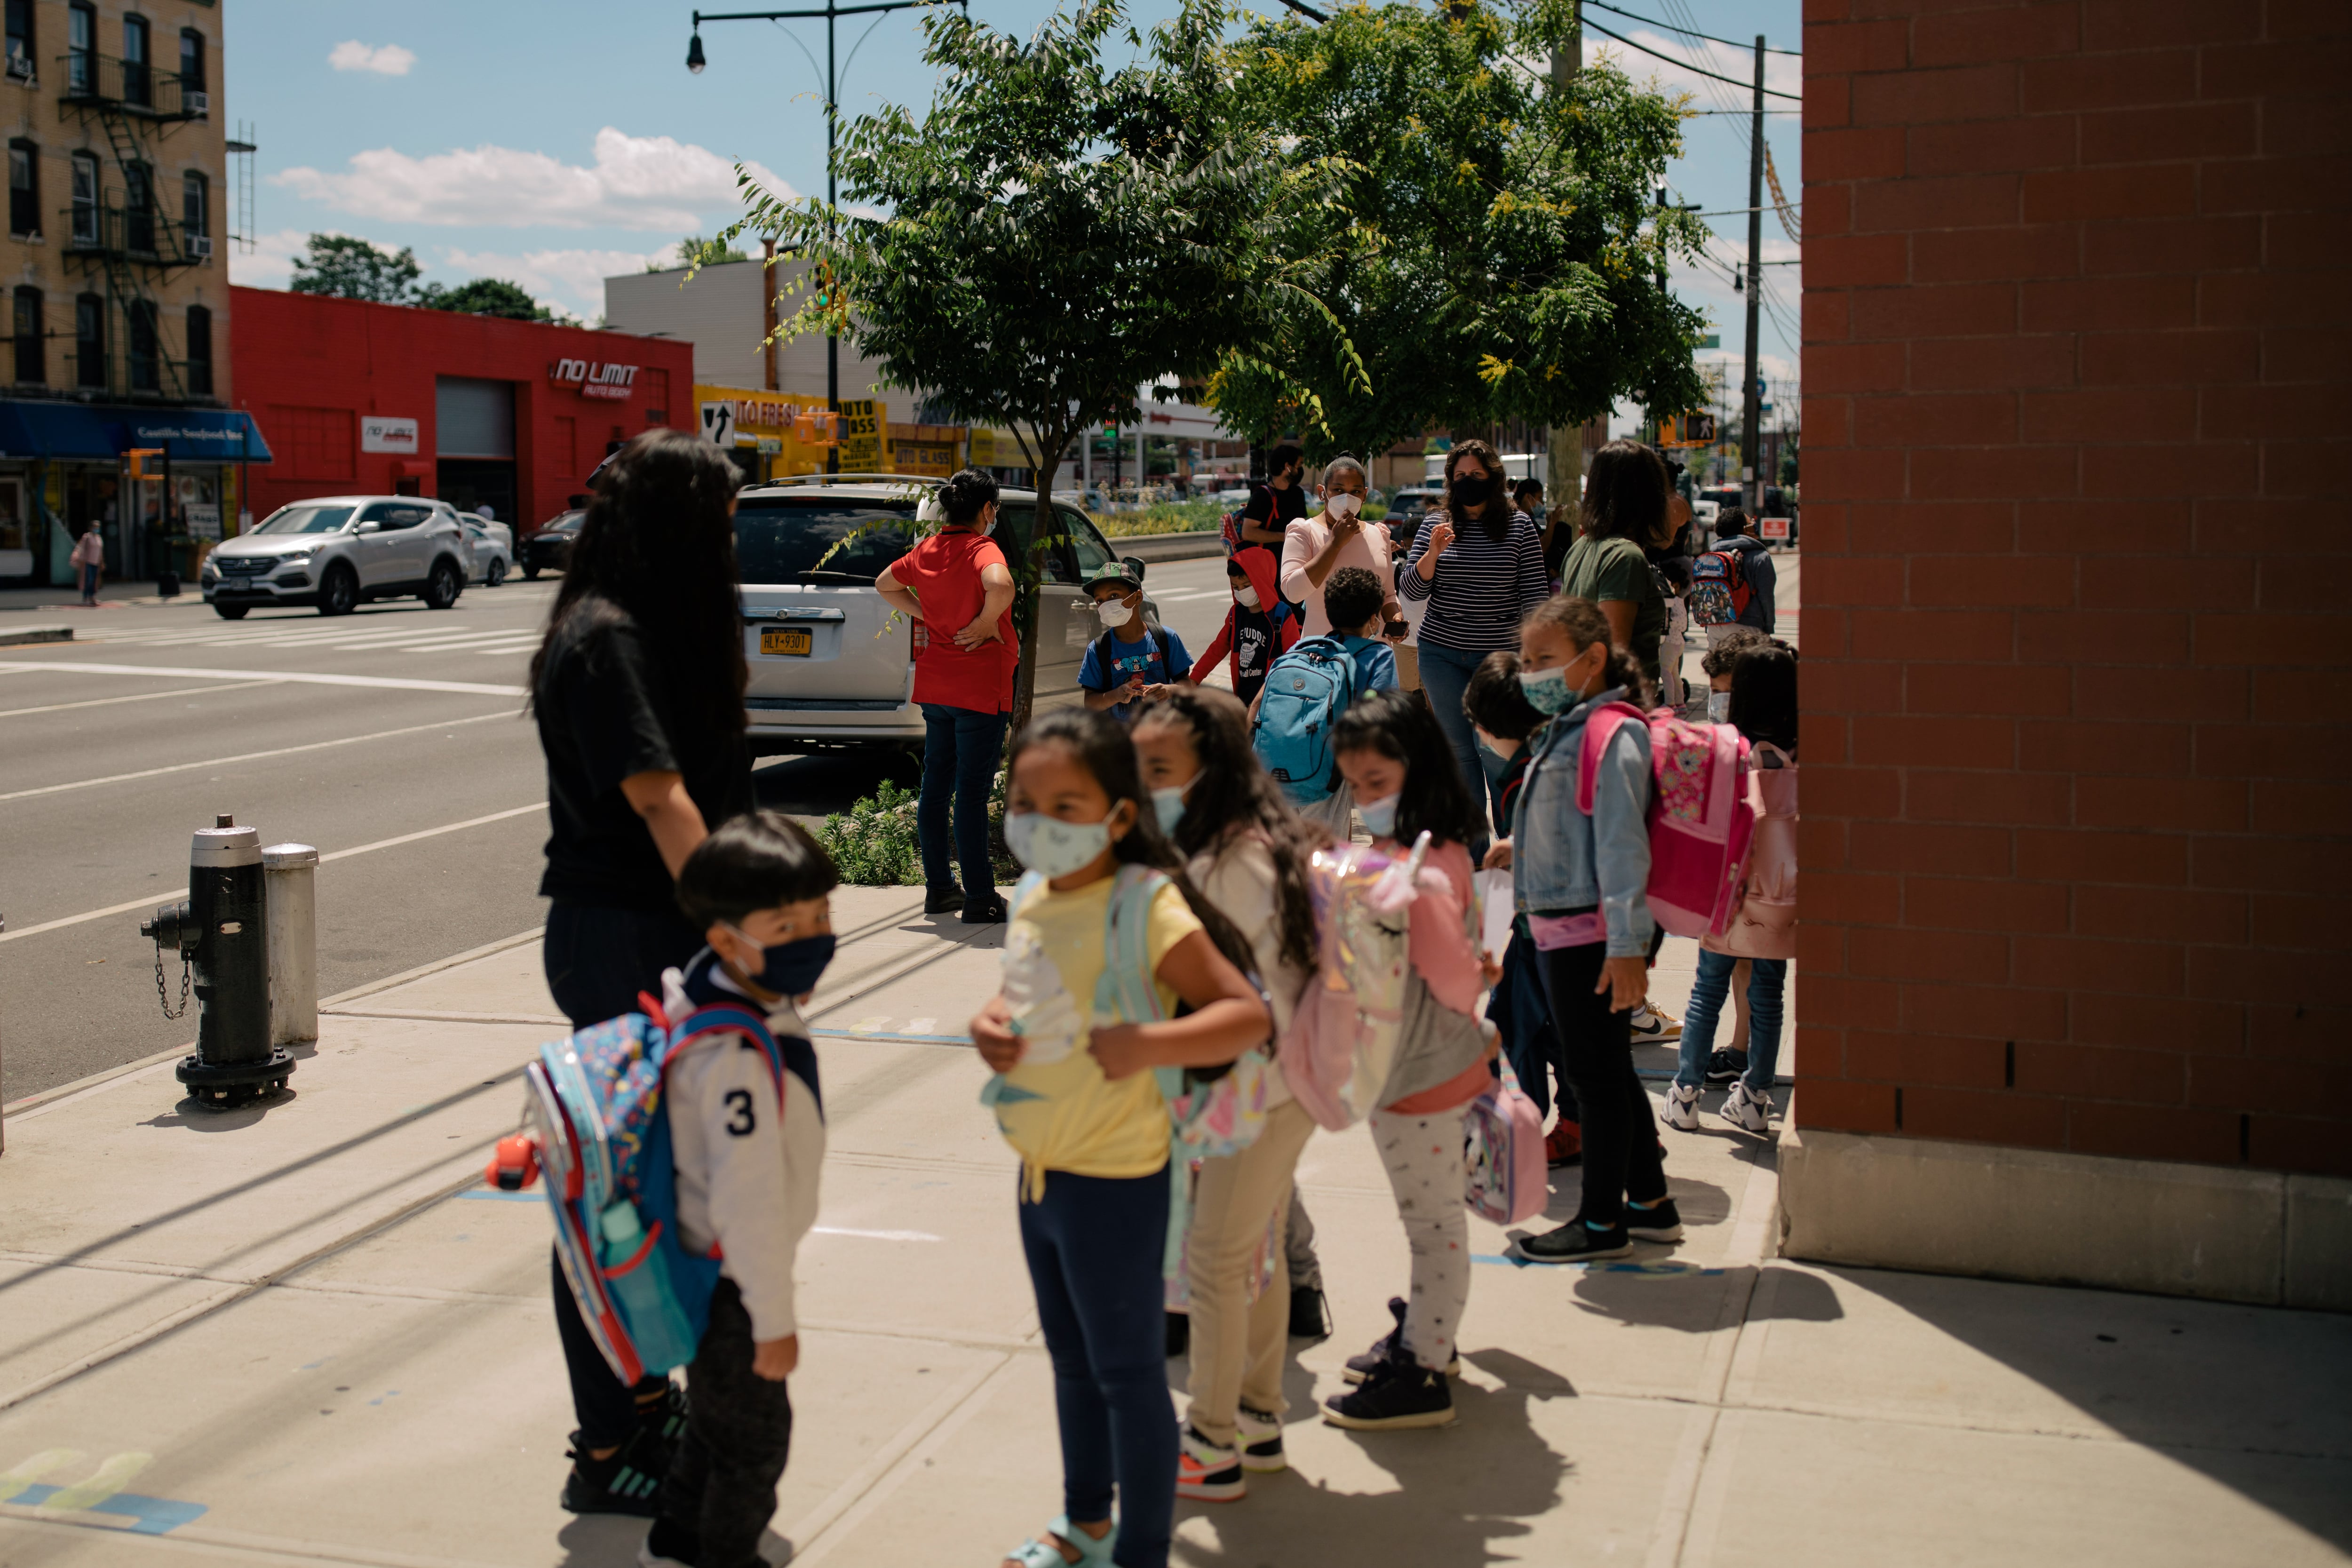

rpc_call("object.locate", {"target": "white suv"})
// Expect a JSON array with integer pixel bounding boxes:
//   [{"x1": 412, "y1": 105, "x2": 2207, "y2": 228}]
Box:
[
  {"x1": 201, "y1": 497, "x2": 471, "y2": 619},
  {"x1": 734, "y1": 478, "x2": 1147, "y2": 752}
]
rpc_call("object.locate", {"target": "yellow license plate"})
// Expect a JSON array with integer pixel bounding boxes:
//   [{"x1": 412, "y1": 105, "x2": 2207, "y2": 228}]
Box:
[{"x1": 760, "y1": 628, "x2": 812, "y2": 657}]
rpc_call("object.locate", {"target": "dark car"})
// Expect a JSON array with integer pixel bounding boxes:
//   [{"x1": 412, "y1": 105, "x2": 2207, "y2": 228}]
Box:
[{"x1": 520, "y1": 509, "x2": 584, "y2": 580}]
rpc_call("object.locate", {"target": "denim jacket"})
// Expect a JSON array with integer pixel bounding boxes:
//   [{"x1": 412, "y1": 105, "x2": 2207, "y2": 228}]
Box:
[{"x1": 1510, "y1": 687, "x2": 1655, "y2": 957}]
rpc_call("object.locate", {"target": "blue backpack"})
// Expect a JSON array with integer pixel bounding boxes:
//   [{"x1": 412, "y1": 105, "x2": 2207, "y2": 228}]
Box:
[
  {"x1": 509, "y1": 994, "x2": 784, "y2": 1384},
  {"x1": 1251, "y1": 635, "x2": 1359, "y2": 805}
]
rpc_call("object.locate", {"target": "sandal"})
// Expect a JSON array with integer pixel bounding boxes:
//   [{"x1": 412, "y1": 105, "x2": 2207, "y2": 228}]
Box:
[{"x1": 1003, "y1": 1515, "x2": 1117, "y2": 1568}]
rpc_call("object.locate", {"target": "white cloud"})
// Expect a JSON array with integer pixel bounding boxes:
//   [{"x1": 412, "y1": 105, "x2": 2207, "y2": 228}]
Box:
[
  {"x1": 438, "y1": 244, "x2": 683, "y2": 320},
  {"x1": 274, "y1": 128, "x2": 794, "y2": 233},
  {"x1": 1585, "y1": 29, "x2": 1802, "y2": 110},
  {"x1": 228, "y1": 227, "x2": 323, "y2": 290},
  {"x1": 329, "y1": 40, "x2": 416, "y2": 76}
]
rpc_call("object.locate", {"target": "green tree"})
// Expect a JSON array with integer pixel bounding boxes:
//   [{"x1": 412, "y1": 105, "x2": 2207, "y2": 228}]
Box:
[
  {"x1": 725, "y1": 0, "x2": 1353, "y2": 733},
  {"x1": 1209, "y1": 0, "x2": 1709, "y2": 462},
  {"x1": 651, "y1": 234, "x2": 749, "y2": 272},
  {"x1": 288, "y1": 234, "x2": 421, "y2": 302},
  {"x1": 415, "y1": 277, "x2": 558, "y2": 322}
]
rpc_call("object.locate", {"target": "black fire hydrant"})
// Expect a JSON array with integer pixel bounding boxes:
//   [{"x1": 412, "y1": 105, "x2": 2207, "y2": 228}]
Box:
[{"x1": 143, "y1": 814, "x2": 295, "y2": 1106}]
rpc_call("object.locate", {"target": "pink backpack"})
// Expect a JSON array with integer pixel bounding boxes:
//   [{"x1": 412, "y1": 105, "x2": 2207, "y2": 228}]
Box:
[
  {"x1": 1280, "y1": 836, "x2": 1445, "y2": 1131},
  {"x1": 1576, "y1": 702, "x2": 1755, "y2": 940},
  {"x1": 1708, "y1": 743, "x2": 1796, "y2": 960},
  {"x1": 1462, "y1": 1059, "x2": 1548, "y2": 1224}
]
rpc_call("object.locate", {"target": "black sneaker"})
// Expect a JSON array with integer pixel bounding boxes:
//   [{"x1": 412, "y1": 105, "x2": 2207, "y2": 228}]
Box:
[
  {"x1": 1166, "y1": 1309, "x2": 1190, "y2": 1359},
  {"x1": 923, "y1": 885, "x2": 964, "y2": 915},
  {"x1": 560, "y1": 1424, "x2": 668, "y2": 1516},
  {"x1": 638, "y1": 1516, "x2": 701, "y2": 1567},
  {"x1": 1704, "y1": 1048, "x2": 1748, "y2": 1087},
  {"x1": 1288, "y1": 1283, "x2": 1331, "y2": 1340},
  {"x1": 1323, "y1": 1357, "x2": 1456, "y2": 1430},
  {"x1": 1342, "y1": 1297, "x2": 1460, "y2": 1384},
  {"x1": 638, "y1": 1378, "x2": 688, "y2": 1444},
  {"x1": 962, "y1": 895, "x2": 1009, "y2": 924},
  {"x1": 1517, "y1": 1220, "x2": 1633, "y2": 1265},
  {"x1": 1626, "y1": 1197, "x2": 1685, "y2": 1242}
]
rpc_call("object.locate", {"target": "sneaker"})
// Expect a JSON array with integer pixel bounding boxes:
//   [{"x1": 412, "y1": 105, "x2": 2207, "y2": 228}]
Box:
[
  {"x1": 1322, "y1": 1357, "x2": 1456, "y2": 1431},
  {"x1": 638, "y1": 1379, "x2": 688, "y2": 1444},
  {"x1": 1287, "y1": 1283, "x2": 1331, "y2": 1340},
  {"x1": 1176, "y1": 1425, "x2": 1246, "y2": 1502},
  {"x1": 1516, "y1": 1219, "x2": 1632, "y2": 1265},
  {"x1": 1625, "y1": 1196, "x2": 1685, "y2": 1243},
  {"x1": 1543, "y1": 1119, "x2": 1583, "y2": 1167},
  {"x1": 1721, "y1": 1081, "x2": 1774, "y2": 1134},
  {"x1": 962, "y1": 894, "x2": 1009, "y2": 924},
  {"x1": 561, "y1": 1425, "x2": 668, "y2": 1517},
  {"x1": 923, "y1": 885, "x2": 964, "y2": 915},
  {"x1": 1661, "y1": 1081, "x2": 1701, "y2": 1131},
  {"x1": 1166, "y1": 1310, "x2": 1190, "y2": 1359},
  {"x1": 638, "y1": 1518, "x2": 700, "y2": 1568},
  {"x1": 1628, "y1": 1002, "x2": 1682, "y2": 1042},
  {"x1": 1236, "y1": 1405, "x2": 1286, "y2": 1473},
  {"x1": 1703, "y1": 1048, "x2": 1748, "y2": 1086},
  {"x1": 1342, "y1": 1297, "x2": 1460, "y2": 1384}
]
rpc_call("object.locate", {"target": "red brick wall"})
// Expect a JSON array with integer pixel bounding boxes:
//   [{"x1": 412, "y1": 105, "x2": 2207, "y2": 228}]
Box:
[
  {"x1": 229, "y1": 287, "x2": 696, "y2": 530},
  {"x1": 1799, "y1": 0, "x2": 2350, "y2": 1176}
]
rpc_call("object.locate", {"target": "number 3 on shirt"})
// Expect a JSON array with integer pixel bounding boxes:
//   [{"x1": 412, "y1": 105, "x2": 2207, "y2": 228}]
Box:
[{"x1": 723, "y1": 1089, "x2": 756, "y2": 1137}]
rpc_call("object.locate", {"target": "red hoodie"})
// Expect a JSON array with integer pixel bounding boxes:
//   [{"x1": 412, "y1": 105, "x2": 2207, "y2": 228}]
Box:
[{"x1": 1193, "y1": 547, "x2": 1300, "y2": 702}]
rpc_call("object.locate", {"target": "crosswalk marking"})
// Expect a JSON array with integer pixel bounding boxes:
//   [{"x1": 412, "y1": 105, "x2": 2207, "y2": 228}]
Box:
[{"x1": 70, "y1": 619, "x2": 546, "y2": 659}]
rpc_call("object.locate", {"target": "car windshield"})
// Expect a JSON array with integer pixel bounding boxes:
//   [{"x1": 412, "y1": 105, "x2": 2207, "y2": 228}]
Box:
[
  {"x1": 254, "y1": 503, "x2": 356, "y2": 535},
  {"x1": 544, "y1": 512, "x2": 582, "y2": 533},
  {"x1": 735, "y1": 499, "x2": 921, "y2": 584}
]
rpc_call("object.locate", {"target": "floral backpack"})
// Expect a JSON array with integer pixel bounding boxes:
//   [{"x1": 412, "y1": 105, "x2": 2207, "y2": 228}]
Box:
[{"x1": 1575, "y1": 704, "x2": 1755, "y2": 940}]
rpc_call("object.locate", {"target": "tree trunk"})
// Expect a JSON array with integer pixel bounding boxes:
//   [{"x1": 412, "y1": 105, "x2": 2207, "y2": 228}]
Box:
[{"x1": 1006, "y1": 422, "x2": 1068, "y2": 744}]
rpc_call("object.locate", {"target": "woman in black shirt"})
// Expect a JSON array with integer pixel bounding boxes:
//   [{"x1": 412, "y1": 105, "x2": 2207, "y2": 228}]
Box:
[{"x1": 529, "y1": 428, "x2": 752, "y2": 1516}]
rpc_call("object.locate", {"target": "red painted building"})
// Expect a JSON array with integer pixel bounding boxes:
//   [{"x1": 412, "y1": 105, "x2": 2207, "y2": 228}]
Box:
[{"x1": 228, "y1": 287, "x2": 697, "y2": 533}]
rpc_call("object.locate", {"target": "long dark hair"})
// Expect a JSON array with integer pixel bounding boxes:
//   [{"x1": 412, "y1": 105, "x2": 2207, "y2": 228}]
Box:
[
  {"x1": 529, "y1": 429, "x2": 747, "y2": 742},
  {"x1": 1007, "y1": 708, "x2": 1257, "y2": 979},
  {"x1": 1330, "y1": 690, "x2": 1480, "y2": 852},
  {"x1": 1443, "y1": 437, "x2": 1511, "y2": 542},
  {"x1": 1728, "y1": 643, "x2": 1799, "y2": 756},
  {"x1": 1131, "y1": 688, "x2": 1328, "y2": 977},
  {"x1": 1522, "y1": 594, "x2": 1653, "y2": 709},
  {"x1": 1580, "y1": 439, "x2": 1670, "y2": 547}
]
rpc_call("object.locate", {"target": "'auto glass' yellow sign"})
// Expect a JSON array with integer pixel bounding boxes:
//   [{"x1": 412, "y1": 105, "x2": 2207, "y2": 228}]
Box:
[{"x1": 839, "y1": 399, "x2": 885, "y2": 472}]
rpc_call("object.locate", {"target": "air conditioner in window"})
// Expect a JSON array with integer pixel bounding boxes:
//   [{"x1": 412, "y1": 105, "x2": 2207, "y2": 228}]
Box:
[
  {"x1": 189, "y1": 235, "x2": 213, "y2": 258},
  {"x1": 4, "y1": 56, "x2": 32, "y2": 84},
  {"x1": 184, "y1": 89, "x2": 207, "y2": 114}
]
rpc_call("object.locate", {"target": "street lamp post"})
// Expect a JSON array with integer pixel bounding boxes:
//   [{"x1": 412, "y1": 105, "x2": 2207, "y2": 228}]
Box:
[{"x1": 687, "y1": 1, "x2": 964, "y2": 473}]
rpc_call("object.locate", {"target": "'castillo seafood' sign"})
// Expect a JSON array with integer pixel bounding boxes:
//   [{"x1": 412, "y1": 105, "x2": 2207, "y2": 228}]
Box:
[{"x1": 547, "y1": 360, "x2": 639, "y2": 400}]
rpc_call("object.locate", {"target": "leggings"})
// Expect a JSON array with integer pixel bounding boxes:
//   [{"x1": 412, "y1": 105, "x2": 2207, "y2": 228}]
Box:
[
  {"x1": 1538, "y1": 940, "x2": 1668, "y2": 1229},
  {"x1": 1019, "y1": 1165, "x2": 1177, "y2": 1568},
  {"x1": 1369, "y1": 1105, "x2": 1473, "y2": 1372}
]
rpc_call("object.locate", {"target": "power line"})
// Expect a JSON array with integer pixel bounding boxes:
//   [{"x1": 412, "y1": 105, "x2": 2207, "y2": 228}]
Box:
[
  {"x1": 1580, "y1": 0, "x2": 1802, "y2": 58},
  {"x1": 1582, "y1": 17, "x2": 1803, "y2": 101}
]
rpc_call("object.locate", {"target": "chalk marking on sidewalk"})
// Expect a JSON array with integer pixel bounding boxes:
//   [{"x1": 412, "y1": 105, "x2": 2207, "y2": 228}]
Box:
[
  {"x1": 784, "y1": 1353, "x2": 1017, "y2": 1568},
  {"x1": 0, "y1": 804, "x2": 543, "y2": 946},
  {"x1": 0, "y1": 678, "x2": 283, "y2": 717},
  {"x1": 0, "y1": 658, "x2": 528, "y2": 696},
  {"x1": 0, "y1": 707, "x2": 517, "y2": 803},
  {"x1": 813, "y1": 1225, "x2": 943, "y2": 1242}
]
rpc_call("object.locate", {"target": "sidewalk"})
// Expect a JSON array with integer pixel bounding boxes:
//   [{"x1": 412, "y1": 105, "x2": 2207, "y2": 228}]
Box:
[{"x1": 0, "y1": 886, "x2": 2344, "y2": 1567}]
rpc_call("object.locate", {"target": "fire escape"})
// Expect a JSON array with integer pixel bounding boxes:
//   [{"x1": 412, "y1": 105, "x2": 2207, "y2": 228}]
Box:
[{"x1": 55, "y1": 45, "x2": 208, "y2": 402}]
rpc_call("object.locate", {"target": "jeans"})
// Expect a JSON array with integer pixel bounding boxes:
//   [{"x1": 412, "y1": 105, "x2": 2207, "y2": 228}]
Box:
[
  {"x1": 79, "y1": 562, "x2": 98, "y2": 598},
  {"x1": 1674, "y1": 949, "x2": 1788, "y2": 1092},
  {"x1": 1487, "y1": 928, "x2": 1578, "y2": 1124},
  {"x1": 1018, "y1": 1164, "x2": 1176, "y2": 1568},
  {"x1": 918, "y1": 702, "x2": 1006, "y2": 904},
  {"x1": 1538, "y1": 940, "x2": 1668, "y2": 1229},
  {"x1": 543, "y1": 901, "x2": 707, "y2": 1447},
  {"x1": 1413, "y1": 639, "x2": 1504, "y2": 860},
  {"x1": 660, "y1": 1279, "x2": 794, "y2": 1568}
]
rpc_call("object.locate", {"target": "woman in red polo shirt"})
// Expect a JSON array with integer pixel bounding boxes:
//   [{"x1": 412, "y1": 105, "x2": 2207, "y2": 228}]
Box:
[{"x1": 876, "y1": 468, "x2": 1018, "y2": 923}]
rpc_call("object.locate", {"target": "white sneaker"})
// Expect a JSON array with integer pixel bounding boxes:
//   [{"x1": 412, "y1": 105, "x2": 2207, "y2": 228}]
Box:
[
  {"x1": 1661, "y1": 1081, "x2": 1701, "y2": 1131},
  {"x1": 1629, "y1": 1002, "x2": 1683, "y2": 1041},
  {"x1": 1721, "y1": 1081, "x2": 1773, "y2": 1134}
]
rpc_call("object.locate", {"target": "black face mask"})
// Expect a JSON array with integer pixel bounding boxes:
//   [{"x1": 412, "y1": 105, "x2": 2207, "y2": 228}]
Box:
[{"x1": 1451, "y1": 473, "x2": 1494, "y2": 509}]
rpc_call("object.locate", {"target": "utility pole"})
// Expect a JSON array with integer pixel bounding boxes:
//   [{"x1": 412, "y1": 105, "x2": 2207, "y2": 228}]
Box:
[
  {"x1": 1543, "y1": 3, "x2": 1583, "y2": 524},
  {"x1": 1740, "y1": 33, "x2": 1765, "y2": 515}
]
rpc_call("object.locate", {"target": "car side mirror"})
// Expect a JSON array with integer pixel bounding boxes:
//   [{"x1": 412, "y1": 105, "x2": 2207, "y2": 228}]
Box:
[
  {"x1": 354, "y1": 520, "x2": 381, "y2": 534},
  {"x1": 1122, "y1": 555, "x2": 1147, "y2": 585}
]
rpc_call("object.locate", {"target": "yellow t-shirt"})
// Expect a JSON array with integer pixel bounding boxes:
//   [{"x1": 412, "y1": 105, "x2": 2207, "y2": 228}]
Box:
[{"x1": 991, "y1": 873, "x2": 1201, "y2": 1186}]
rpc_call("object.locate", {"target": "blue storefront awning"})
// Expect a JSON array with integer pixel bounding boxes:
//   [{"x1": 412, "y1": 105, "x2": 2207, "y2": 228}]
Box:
[{"x1": 0, "y1": 401, "x2": 273, "y2": 463}]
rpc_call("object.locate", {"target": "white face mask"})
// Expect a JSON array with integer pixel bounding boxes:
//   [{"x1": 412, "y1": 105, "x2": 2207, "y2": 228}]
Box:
[
  {"x1": 1325, "y1": 491, "x2": 1363, "y2": 521},
  {"x1": 1234, "y1": 586, "x2": 1261, "y2": 610},
  {"x1": 1708, "y1": 690, "x2": 1732, "y2": 724},
  {"x1": 1097, "y1": 599, "x2": 1134, "y2": 629}
]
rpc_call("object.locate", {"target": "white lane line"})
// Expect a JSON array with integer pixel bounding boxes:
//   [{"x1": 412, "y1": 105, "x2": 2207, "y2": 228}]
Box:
[
  {"x1": 0, "y1": 659, "x2": 526, "y2": 697},
  {"x1": 0, "y1": 801, "x2": 546, "y2": 946},
  {"x1": 0, "y1": 707, "x2": 517, "y2": 803},
  {"x1": 811, "y1": 1226, "x2": 942, "y2": 1243},
  {"x1": 0, "y1": 679, "x2": 284, "y2": 718}
]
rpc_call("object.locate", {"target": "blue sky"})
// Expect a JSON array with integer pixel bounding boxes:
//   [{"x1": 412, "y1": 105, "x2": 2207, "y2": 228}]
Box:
[{"x1": 225, "y1": 0, "x2": 1800, "y2": 409}]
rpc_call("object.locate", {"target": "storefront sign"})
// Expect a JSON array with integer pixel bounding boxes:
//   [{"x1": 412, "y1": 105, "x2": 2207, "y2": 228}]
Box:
[
  {"x1": 1760, "y1": 516, "x2": 1789, "y2": 541},
  {"x1": 187, "y1": 502, "x2": 222, "y2": 540},
  {"x1": 360, "y1": 416, "x2": 419, "y2": 454},
  {"x1": 548, "y1": 359, "x2": 639, "y2": 400},
  {"x1": 839, "y1": 399, "x2": 884, "y2": 471}
]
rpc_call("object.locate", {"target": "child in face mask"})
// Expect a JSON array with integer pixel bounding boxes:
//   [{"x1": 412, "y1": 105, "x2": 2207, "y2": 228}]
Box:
[
  {"x1": 1321, "y1": 691, "x2": 1494, "y2": 1433},
  {"x1": 970, "y1": 709, "x2": 1269, "y2": 1568},
  {"x1": 644, "y1": 812, "x2": 839, "y2": 1568},
  {"x1": 1080, "y1": 562, "x2": 1194, "y2": 722},
  {"x1": 1192, "y1": 550, "x2": 1298, "y2": 708},
  {"x1": 1699, "y1": 624, "x2": 1769, "y2": 724}
]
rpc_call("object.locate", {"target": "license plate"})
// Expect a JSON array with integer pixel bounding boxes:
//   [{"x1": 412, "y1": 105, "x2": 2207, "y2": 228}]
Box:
[{"x1": 760, "y1": 627, "x2": 812, "y2": 657}]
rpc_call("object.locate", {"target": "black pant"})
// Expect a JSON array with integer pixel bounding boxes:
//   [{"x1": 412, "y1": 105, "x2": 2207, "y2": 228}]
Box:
[
  {"x1": 1537, "y1": 940, "x2": 1667, "y2": 1228},
  {"x1": 660, "y1": 1279, "x2": 795, "y2": 1568},
  {"x1": 544, "y1": 901, "x2": 708, "y2": 1448}
]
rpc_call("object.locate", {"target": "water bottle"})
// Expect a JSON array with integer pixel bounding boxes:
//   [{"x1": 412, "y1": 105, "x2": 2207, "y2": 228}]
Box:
[{"x1": 596, "y1": 1200, "x2": 698, "y2": 1374}]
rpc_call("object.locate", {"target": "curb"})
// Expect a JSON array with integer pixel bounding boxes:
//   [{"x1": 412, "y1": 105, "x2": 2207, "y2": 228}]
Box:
[{"x1": 0, "y1": 625, "x2": 71, "y2": 647}]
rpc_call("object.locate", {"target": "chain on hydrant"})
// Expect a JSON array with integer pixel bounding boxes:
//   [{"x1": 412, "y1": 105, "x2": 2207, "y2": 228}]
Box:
[{"x1": 152, "y1": 935, "x2": 191, "y2": 1019}]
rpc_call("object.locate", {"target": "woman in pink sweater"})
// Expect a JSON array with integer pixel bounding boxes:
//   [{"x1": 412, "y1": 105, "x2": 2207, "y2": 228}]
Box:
[{"x1": 70, "y1": 526, "x2": 104, "y2": 606}]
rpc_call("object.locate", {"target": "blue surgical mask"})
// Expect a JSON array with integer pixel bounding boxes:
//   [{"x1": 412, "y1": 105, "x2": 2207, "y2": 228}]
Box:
[
  {"x1": 723, "y1": 927, "x2": 836, "y2": 997},
  {"x1": 1151, "y1": 782, "x2": 1191, "y2": 833},
  {"x1": 1357, "y1": 792, "x2": 1400, "y2": 840},
  {"x1": 1518, "y1": 666, "x2": 1576, "y2": 716},
  {"x1": 1004, "y1": 811, "x2": 1114, "y2": 877}
]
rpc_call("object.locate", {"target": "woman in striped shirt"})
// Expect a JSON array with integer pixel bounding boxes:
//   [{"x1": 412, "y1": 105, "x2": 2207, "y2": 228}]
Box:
[{"x1": 1399, "y1": 438, "x2": 1551, "y2": 860}]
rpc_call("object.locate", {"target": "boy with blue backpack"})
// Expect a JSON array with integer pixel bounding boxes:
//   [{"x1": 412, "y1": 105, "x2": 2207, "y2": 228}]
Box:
[{"x1": 1249, "y1": 565, "x2": 1397, "y2": 832}]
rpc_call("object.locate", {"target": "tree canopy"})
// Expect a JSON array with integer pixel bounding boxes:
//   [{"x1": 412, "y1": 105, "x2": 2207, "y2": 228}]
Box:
[
  {"x1": 288, "y1": 234, "x2": 420, "y2": 303},
  {"x1": 416, "y1": 277, "x2": 560, "y2": 322}
]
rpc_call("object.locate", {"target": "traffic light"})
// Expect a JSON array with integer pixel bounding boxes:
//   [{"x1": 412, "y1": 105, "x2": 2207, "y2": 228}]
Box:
[
  {"x1": 1660, "y1": 413, "x2": 1717, "y2": 449},
  {"x1": 126, "y1": 447, "x2": 165, "y2": 479}
]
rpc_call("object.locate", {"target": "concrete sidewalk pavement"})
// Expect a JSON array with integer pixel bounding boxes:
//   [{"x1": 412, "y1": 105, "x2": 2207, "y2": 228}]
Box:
[{"x1": 0, "y1": 886, "x2": 2345, "y2": 1567}]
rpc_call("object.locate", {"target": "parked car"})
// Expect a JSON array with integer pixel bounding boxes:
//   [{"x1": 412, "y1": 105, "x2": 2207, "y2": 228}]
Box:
[
  {"x1": 731, "y1": 478, "x2": 1151, "y2": 754},
  {"x1": 520, "y1": 509, "x2": 584, "y2": 580},
  {"x1": 463, "y1": 516, "x2": 515, "y2": 586},
  {"x1": 200, "y1": 496, "x2": 469, "y2": 619}
]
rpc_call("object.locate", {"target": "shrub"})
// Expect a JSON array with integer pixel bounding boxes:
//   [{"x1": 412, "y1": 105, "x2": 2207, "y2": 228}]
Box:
[{"x1": 816, "y1": 770, "x2": 1019, "y2": 888}]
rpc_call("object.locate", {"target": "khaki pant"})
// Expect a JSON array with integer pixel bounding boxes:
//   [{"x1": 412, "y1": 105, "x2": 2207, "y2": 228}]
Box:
[
  {"x1": 1184, "y1": 1098, "x2": 1318, "y2": 1448},
  {"x1": 1394, "y1": 641, "x2": 1421, "y2": 692}
]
